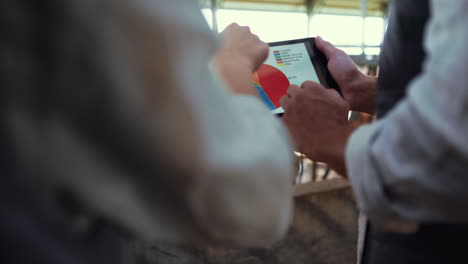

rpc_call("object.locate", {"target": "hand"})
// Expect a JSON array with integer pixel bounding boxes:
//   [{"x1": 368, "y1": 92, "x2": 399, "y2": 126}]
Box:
[
  {"x1": 281, "y1": 81, "x2": 352, "y2": 177},
  {"x1": 316, "y1": 37, "x2": 377, "y2": 115},
  {"x1": 213, "y1": 23, "x2": 269, "y2": 96},
  {"x1": 216, "y1": 23, "x2": 269, "y2": 72}
]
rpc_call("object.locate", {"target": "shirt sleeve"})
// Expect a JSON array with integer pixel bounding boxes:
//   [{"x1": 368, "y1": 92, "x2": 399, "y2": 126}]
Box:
[
  {"x1": 102, "y1": 0, "x2": 295, "y2": 246},
  {"x1": 346, "y1": 0, "x2": 468, "y2": 230}
]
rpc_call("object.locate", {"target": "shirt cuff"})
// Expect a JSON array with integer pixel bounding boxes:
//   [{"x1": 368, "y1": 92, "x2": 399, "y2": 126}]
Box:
[{"x1": 346, "y1": 121, "x2": 419, "y2": 233}]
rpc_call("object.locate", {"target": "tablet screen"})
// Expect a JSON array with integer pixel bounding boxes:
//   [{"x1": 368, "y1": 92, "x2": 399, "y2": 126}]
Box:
[{"x1": 253, "y1": 41, "x2": 320, "y2": 114}]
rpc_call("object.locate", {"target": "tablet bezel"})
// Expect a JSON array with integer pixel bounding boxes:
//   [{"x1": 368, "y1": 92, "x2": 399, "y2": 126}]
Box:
[{"x1": 267, "y1": 37, "x2": 342, "y2": 97}]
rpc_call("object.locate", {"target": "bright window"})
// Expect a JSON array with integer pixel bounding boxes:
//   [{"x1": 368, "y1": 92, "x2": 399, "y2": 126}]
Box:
[
  {"x1": 201, "y1": 8, "x2": 213, "y2": 29},
  {"x1": 364, "y1": 47, "x2": 381, "y2": 55},
  {"x1": 364, "y1": 17, "x2": 384, "y2": 45},
  {"x1": 341, "y1": 47, "x2": 364, "y2": 56},
  {"x1": 309, "y1": 15, "x2": 363, "y2": 46},
  {"x1": 206, "y1": 9, "x2": 386, "y2": 56},
  {"x1": 216, "y1": 9, "x2": 308, "y2": 42}
]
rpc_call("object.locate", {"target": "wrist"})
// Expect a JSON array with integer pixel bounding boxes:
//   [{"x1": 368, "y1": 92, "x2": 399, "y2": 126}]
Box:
[
  {"x1": 323, "y1": 126, "x2": 352, "y2": 178},
  {"x1": 214, "y1": 51, "x2": 254, "y2": 73},
  {"x1": 347, "y1": 75, "x2": 377, "y2": 115},
  {"x1": 213, "y1": 53, "x2": 258, "y2": 97}
]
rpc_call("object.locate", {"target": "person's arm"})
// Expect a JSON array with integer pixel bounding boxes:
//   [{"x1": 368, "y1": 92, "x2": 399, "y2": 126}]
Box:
[
  {"x1": 281, "y1": 0, "x2": 468, "y2": 230},
  {"x1": 346, "y1": 0, "x2": 468, "y2": 229},
  {"x1": 105, "y1": 0, "x2": 295, "y2": 246},
  {"x1": 20, "y1": 0, "x2": 294, "y2": 247}
]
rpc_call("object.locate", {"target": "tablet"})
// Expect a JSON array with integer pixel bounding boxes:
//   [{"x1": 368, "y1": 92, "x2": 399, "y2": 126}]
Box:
[{"x1": 253, "y1": 38, "x2": 341, "y2": 115}]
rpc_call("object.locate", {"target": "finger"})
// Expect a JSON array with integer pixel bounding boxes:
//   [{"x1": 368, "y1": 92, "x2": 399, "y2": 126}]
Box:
[
  {"x1": 251, "y1": 33, "x2": 260, "y2": 42},
  {"x1": 229, "y1": 22, "x2": 239, "y2": 28},
  {"x1": 287, "y1": 84, "x2": 301, "y2": 98},
  {"x1": 326, "y1": 87, "x2": 342, "y2": 99},
  {"x1": 300, "y1": 81, "x2": 322, "y2": 90},
  {"x1": 300, "y1": 81, "x2": 326, "y2": 97},
  {"x1": 325, "y1": 88, "x2": 351, "y2": 112},
  {"x1": 316, "y1": 36, "x2": 338, "y2": 60},
  {"x1": 225, "y1": 22, "x2": 238, "y2": 32},
  {"x1": 280, "y1": 95, "x2": 290, "y2": 111},
  {"x1": 329, "y1": 89, "x2": 350, "y2": 105},
  {"x1": 252, "y1": 42, "x2": 269, "y2": 64},
  {"x1": 241, "y1": 25, "x2": 251, "y2": 34}
]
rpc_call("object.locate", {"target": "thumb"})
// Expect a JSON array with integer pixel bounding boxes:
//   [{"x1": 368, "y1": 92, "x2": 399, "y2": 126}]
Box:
[{"x1": 316, "y1": 36, "x2": 337, "y2": 60}]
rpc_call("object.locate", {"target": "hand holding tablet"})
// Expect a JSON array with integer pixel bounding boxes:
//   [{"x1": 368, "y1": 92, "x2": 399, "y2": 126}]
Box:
[{"x1": 253, "y1": 38, "x2": 341, "y2": 115}]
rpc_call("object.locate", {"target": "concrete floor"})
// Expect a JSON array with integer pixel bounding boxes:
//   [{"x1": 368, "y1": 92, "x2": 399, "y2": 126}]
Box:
[{"x1": 134, "y1": 187, "x2": 359, "y2": 264}]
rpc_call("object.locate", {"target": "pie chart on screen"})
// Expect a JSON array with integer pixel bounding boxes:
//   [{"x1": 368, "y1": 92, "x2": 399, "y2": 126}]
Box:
[{"x1": 253, "y1": 64, "x2": 290, "y2": 110}]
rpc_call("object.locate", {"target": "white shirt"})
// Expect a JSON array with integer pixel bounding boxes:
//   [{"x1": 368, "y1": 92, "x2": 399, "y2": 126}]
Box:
[
  {"x1": 8, "y1": 0, "x2": 294, "y2": 246},
  {"x1": 347, "y1": 0, "x2": 468, "y2": 230}
]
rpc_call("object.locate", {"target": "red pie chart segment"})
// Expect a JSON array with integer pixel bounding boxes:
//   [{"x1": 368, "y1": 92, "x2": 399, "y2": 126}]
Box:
[{"x1": 256, "y1": 64, "x2": 290, "y2": 108}]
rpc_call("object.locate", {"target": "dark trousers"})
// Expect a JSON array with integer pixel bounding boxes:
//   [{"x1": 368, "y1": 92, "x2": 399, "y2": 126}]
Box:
[{"x1": 362, "y1": 222, "x2": 468, "y2": 264}]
